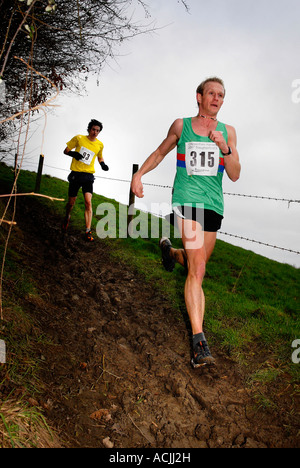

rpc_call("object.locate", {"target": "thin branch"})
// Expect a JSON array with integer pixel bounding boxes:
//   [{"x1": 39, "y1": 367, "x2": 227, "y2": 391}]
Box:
[
  {"x1": 0, "y1": 0, "x2": 39, "y2": 77},
  {"x1": 127, "y1": 414, "x2": 153, "y2": 445},
  {"x1": 0, "y1": 219, "x2": 17, "y2": 226},
  {"x1": 0, "y1": 56, "x2": 60, "y2": 126},
  {"x1": 0, "y1": 193, "x2": 64, "y2": 202}
]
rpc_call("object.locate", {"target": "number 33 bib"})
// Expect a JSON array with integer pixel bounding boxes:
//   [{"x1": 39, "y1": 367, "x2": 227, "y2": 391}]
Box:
[{"x1": 186, "y1": 142, "x2": 219, "y2": 177}]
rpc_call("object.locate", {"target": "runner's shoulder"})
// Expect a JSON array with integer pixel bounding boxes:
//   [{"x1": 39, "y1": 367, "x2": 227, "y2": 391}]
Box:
[
  {"x1": 169, "y1": 118, "x2": 184, "y2": 138},
  {"x1": 172, "y1": 118, "x2": 184, "y2": 129},
  {"x1": 224, "y1": 123, "x2": 237, "y2": 136}
]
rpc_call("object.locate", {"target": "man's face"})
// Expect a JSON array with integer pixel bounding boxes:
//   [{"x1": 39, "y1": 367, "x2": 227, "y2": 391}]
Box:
[
  {"x1": 89, "y1": 125, "x2": 101, "y2": 140},
  {"x1": 197, "y1": 82, "x2": 225, "y2": 116}
]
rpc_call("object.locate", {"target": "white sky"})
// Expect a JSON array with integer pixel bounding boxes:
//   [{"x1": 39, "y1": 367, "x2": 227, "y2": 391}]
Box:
[{"x1": 17, "y1": 0, "x2": 300, "y2": 267}]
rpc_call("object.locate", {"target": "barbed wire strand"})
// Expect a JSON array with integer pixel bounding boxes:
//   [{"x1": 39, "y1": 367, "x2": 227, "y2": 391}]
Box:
[
  {"x1": 39, "y1": 164, "x2": 300, "y2": 256},
  {"x1": 219, "y1": 232, "x2": 300, "y2": 255},
  {"x1": 41, "y1": 165, "x2": 300, "y2": 206}
]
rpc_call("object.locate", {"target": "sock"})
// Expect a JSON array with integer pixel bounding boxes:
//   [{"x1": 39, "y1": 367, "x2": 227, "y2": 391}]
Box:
[
  {"x1": 193, "y1": 332, "x2": 206, "y2": 349},
  {"x1": 86, "y1": 228, "x2": 91, "y2": 233}
]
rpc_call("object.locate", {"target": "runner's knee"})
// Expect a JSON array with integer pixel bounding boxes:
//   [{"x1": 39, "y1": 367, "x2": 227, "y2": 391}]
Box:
[
  {"x1": 84, "y1": 199, "x2": 93, "y2": 211},
  {"x1": 67, "y1": 198, "x2": 76, "y2": 209},
  {"x1": 187, "y1": 258, "x2": 206, "y2": 282}
]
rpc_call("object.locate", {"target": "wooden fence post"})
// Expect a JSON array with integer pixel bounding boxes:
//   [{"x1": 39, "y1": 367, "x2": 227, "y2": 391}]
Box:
[
  {"x1": 127, "y1": 164, "x2": 139, "y2": 237},
  {"x1": 35, "y1": 154, "x2": 44, "y2": 193}
]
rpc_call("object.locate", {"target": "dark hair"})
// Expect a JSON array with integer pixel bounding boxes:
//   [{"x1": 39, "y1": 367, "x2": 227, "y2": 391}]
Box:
[{"x1": 87, "y1": 119, "x2": 103, "y2": 132}]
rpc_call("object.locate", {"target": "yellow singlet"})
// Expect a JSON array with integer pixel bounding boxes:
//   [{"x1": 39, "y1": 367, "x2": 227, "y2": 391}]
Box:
[{"x1": 66, "y1": 135, "x2": 104, "y2": 174}]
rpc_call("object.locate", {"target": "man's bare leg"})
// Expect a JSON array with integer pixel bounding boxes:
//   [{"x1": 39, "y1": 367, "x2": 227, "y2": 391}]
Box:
[
  {"x1": 84, "y1": 192, "x2": 95, "y2": 241},
  {"x1": 174, "y1": 217, "x2": 217, "y2": 366},
  {"x1": 84, "y1": 192, "x2": 93, "y2": 231},
  {"x1": 169, "y1": 231, "x2": 216, "y2": 270},
  {"x1": 170, "y1": 247, "x2": 187, "y2": 269},
  {"x1": 62, "y1": 196, "x2": 77, "y2": 231}
]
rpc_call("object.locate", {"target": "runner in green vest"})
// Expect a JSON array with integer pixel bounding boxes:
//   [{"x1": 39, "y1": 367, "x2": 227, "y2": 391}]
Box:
[{"x1": 131, "y1": 77, "x2": 241, "y2": 368}]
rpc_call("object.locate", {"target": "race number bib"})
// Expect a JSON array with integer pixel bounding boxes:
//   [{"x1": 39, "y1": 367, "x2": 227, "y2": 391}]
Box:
[
  {"x1": 186, "y1": 142, "x2": 219, "y2": 176},
  {"x1": 79, "y1": 146, "x2": 95, "y2": 166}
]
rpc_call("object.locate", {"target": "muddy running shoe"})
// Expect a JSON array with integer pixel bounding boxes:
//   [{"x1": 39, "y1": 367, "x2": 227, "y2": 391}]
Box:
[
  {"x1": 85, "y1": 230, "x2": 95, "y2": 242},
  {"x1": 191, "y1": 340, "x2": 216, "y2": 368},
  {"x1": 159, "y1": 237, "x2": 175, "y2": 272}
]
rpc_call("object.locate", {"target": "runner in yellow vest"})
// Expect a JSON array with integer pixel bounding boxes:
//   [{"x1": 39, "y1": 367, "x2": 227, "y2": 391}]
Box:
[
  {"x1": 62, "y1": 119, "x2": 109, "y2": 242},
  {"x1": 131, "y1": 78, "x2": 241, "y2": 367}
]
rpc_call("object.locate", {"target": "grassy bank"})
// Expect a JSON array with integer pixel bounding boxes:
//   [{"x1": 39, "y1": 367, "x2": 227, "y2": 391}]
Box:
[
  {"x1": 0, "y1": 163, "x2": 299, "y2": 445},
  {"x1": 1, "y1": 163, "x2": 299, "y2": 366}
]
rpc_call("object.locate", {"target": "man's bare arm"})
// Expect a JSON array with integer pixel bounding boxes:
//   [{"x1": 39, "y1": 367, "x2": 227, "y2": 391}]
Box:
[
  {"x1": 131, "y1": 119, "x2": 183, "y2": 198},
  {"x1": 209, "y1": 125, "x2": 241, "y2": 182},
  {"x1": 224, "y1": 125, "x2": 241, "y2": 182}
]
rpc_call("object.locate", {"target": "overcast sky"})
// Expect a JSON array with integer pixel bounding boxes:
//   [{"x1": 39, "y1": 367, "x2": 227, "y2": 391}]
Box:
[{"x1": 18, "y1": 0, "x2": 300, "y2": 267}]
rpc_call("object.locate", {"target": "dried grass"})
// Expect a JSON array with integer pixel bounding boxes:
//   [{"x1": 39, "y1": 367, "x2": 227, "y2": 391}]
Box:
[{"x1": 0, "y1": 399, "x2": 61, "y2": 448}]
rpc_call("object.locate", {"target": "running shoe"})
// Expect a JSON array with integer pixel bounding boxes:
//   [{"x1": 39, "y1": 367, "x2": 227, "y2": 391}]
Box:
[
  {"x1": 191, "y1": 340, "x2": 216, "y2": 368},
  {"x1": 85, "y1": 230, "x2": 95, "y2": 242},
  {"x1": 159, "y1": 237, "x2": 175, "y2": 272}
]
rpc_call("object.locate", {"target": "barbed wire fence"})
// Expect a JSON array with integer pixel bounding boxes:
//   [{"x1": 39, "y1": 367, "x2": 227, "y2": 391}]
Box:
[
  {"x1": 15, "y1": 161, "x2": 300, "y2": 257},
  {"x1": 141, "y1": 180, "x2": 300, "y2": 255}
]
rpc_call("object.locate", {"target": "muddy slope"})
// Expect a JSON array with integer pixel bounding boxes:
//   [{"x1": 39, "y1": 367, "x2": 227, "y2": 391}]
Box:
[{"x1": 10, "y1": 198, "x2": 299, "y2": 448}]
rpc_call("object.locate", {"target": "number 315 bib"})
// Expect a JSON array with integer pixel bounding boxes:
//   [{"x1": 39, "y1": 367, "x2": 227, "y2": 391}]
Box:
[{"x1": 186, "y1": 142, "x2": 219, "y2": 177}]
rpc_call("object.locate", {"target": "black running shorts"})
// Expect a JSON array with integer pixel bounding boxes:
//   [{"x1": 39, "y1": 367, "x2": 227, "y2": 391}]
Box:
[
  {"x1": 172, "y1": 206, "x2": 223, "y2": 232},
  {"x1": 68, "y1": 171, "x2": 95, "y2": 198}
]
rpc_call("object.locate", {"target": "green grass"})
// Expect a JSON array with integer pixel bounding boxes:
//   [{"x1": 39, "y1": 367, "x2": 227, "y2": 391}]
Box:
[
  {"x1": 1, "y1": 162, "x2": 299, "y2": 403},
  {"x1": 0, "y1": 399, "x2": 58, "y2": 448}
]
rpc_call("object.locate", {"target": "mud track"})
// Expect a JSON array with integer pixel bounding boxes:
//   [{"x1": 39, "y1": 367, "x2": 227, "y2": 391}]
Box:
[{"x1": 14, "y1": 198, "x2": 298, "y2": 448}]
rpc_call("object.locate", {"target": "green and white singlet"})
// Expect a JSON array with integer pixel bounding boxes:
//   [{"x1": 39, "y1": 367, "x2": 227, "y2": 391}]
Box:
[{"x1": 172, "y1": 117, "x2": 228, "y2": 216}]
